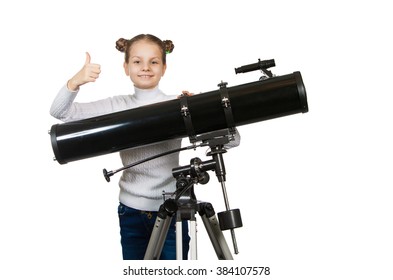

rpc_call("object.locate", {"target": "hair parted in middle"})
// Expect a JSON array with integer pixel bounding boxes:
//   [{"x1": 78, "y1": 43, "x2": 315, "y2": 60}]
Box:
[{"x1": 116, "y1": 34, "x2": 174, "y2": 64}]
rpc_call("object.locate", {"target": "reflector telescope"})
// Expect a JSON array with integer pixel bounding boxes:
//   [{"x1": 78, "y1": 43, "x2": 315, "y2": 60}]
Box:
[{"x1": 50, "y1": 71, "x2": 308, "y2": 164}]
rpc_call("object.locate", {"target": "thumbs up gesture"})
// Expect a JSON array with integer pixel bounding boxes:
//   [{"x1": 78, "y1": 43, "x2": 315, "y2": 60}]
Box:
[{"x1": 67, "y1": 52, "x2": 101, "y2": 91}]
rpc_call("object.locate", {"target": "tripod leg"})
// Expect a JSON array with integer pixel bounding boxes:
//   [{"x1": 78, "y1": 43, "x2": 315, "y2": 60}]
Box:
[
  {"x1": 144, "y1": 214, "x2": 172, "y2": 260},
  {"x1": 189, "y1": 215, "x2": 197, "y2": 260},
  {"x1": 176, "y1": 208, "x2": 197, "y2": 260},
  {"x1": 176, "y1": 219, "x2": 183, "y2": 260},
  {"x1": 199, "y1": 203, "x2": 233, "y2": 260}
]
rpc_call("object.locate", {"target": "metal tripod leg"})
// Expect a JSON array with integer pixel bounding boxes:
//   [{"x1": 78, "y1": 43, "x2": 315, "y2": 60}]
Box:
[
  {"x1": 175, "y1": 218, "x2": 197, "y2": 260},
  {"x1": 176, "y1": 204, "x2": 197, "y2": 260},
  {"x1": 144, "y1": 209, "x2": 172, "y2": 260},
  {"x1": 199, "y1": 203, "x2": 233, "y2": 260},
  {"x1": 176, "y1": 219, "x2": 183, "y2": 260},
  {"x1": 189, "y1": 219, "x2": 197, "y2": 259}
]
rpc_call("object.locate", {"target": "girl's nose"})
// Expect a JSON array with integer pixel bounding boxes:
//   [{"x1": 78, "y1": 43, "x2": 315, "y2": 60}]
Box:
[{"x1": 141, "y1": 63, "x2": 150, "y2": 71}]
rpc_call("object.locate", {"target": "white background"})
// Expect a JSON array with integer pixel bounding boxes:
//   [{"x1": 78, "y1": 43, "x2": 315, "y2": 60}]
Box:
[{"x1": 1, "y1": 0, "x2": 392, "y2": 279}]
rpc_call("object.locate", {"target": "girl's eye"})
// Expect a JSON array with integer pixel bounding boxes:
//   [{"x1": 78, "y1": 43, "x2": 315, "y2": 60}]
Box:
[{"x1": 133, "y1": 61, "x2": 140, "y2": 64}]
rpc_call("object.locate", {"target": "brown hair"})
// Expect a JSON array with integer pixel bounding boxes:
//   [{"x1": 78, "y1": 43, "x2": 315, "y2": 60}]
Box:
[{"x1": 116, "y1": 34, "x2": 174, "y2": 64}]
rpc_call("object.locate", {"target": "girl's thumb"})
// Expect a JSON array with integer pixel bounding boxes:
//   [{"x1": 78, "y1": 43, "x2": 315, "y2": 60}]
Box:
[{"x1": 85, "y1": 52, "x2": 91, "y2": 65}]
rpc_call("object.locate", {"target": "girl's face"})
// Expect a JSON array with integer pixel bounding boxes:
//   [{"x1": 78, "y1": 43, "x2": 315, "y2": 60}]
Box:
[{"x1": 124, "y1": 40, "x2": 166, "y2": 90}]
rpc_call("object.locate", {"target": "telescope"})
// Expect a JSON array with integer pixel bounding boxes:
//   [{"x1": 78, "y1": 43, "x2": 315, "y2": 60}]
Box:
[{"x1": 49, "y1": 60, "x2": 308, "y2": 164}]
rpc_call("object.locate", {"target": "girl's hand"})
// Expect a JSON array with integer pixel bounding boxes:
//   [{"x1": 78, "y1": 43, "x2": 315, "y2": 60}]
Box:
[
  {"x1": 178, "y1": 90, "x2": 193, "y2": 98},
  {"x1": 67, "y1": 52, "x2": 101, "y2": 91}
]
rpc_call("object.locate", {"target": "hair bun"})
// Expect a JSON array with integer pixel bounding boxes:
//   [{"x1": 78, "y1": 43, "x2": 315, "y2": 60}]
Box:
[
  {"x1": 116, "y1": 38, "x2": 128, "y2": 53},
  {"x1": 163, "y1": 40, "x2": 174, "y2": 54}
]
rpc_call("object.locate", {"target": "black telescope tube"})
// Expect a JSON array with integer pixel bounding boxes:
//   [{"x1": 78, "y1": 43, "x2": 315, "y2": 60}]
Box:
[{"x1": 50, "y1": 71, "x2": 308, "y2": 164}]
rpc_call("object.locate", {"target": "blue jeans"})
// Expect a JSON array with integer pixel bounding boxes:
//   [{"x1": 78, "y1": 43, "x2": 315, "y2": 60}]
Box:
[{"x1": 118, "y1": 203, "x2": 190, "y2": 260}]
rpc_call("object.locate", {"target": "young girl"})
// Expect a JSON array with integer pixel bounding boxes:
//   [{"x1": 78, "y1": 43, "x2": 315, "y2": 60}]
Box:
[{"x1": 50, "y1": 34, "x2": 190, "y2": 260}]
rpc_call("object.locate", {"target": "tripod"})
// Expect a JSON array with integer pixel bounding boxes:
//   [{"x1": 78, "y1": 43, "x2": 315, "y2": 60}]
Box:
[{"x1": 144, "y1": 132, "x2": 243, "y2": 260}]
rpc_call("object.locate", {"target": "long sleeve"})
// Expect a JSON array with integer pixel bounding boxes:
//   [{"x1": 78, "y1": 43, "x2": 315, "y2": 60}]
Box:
[
  {"x1": 49, "y1": 84, "x2": 131, "y2": 122},
  {"x1": 49, "y1": 85, "x2": 78, "y2": 121}
]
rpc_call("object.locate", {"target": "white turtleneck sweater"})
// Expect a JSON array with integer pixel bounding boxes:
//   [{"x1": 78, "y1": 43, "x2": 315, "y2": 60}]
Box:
[{"x1": 50, "y1": 85, "x2": 181, "y2": 211}]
